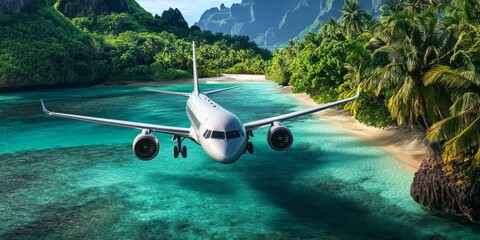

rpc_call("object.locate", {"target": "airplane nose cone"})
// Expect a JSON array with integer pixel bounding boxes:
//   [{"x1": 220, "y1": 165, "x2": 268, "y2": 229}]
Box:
[
  {"x1": 208, "y1": 139, "x2": 246, "y2": 164},
  {"x1": 211, "y1": 147, "x2": 241, "y2": 164}
]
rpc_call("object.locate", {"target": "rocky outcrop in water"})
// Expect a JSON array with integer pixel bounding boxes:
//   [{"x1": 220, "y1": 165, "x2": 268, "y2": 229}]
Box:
[
  {"x1": 0, "y1": 0, "x2": 31, "y2": 14},
  {"x1": 411, "y1": 158, "x2": 480, "y2": 223}
]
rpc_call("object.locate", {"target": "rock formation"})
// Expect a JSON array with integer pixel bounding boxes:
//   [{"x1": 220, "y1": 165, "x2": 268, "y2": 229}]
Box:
[
  {"x1": 411, "y1": 159, "x2": 480, "y2": 223},
  {"x1": 196, "y1": 0, "x2": 385, "y2": 47},
  {"x1": 57, "y1": 0, "x2": 130, "y2": 18},
  {"x1": 159, "y1": 8, "x2": 188, "y2": 29}
]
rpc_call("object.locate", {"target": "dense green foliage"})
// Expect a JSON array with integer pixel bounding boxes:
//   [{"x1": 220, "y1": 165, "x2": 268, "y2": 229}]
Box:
[
  {"x1": 0, "y1": 6, "x2": 101, "y2": 87},
  {"x1": 0, "y1": 0, "x2": 271, "y2": 89},
  {"x1": 267, "y1": 0, "x2": 480, "y2": 168}
]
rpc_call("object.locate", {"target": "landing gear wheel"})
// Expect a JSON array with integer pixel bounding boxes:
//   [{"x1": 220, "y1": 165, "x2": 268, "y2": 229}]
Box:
[
  {"x1": 181, "y1": 146, "x2": 187, "y2": 158},
  {"x1": 173, "y1": 136, "x2": 188, "y2": 159},
  {"x1": 247, "y1": 142, "x2": 254, "y2": 154},
  {"x1": 174, "y1": 146, "x2": 179, "y2": 158}
]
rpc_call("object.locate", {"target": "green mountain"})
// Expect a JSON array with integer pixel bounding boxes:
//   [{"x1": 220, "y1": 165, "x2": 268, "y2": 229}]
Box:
[
  {"x1": 0, "y1": 0, "x2": 270, "y2": 91},
  {"x1": 196, "y1": 0, "x2": 384, "y2": 47}
]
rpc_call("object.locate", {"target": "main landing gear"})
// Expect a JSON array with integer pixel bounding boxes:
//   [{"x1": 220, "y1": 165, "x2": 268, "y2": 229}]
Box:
[
  {"x1": 173, "y1": 136, "x2": 187, "y2": 158},
  {"x1": 244, "y1": 131, "x2": 254, "y2": 154}
]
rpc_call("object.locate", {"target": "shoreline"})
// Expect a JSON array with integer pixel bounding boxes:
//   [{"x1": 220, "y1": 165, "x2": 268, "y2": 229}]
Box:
[
  {"x1": 186, "y1": 73, "x2": 432, "y2": 170},
  {"x1": 17, "y1": 73, "x2": 430, "y2": 170},
  {"x1": 122, "y1": 74, "x2": 432, "y2": 170},
  {"x1": 125, "y1": 74, "x2": 270, "y2": 87},
  {"x1": 274, "y1": 86, "x2": 433, "y2": 171}
]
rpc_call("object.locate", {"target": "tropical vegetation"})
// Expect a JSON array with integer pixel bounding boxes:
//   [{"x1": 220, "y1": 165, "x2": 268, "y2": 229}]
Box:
[
  {"x1": 0, "y1": 0, "x2": 271, "y2": 89},
  {"x1": 267, "y1": 0, "x2": 480, "y2": 175}
]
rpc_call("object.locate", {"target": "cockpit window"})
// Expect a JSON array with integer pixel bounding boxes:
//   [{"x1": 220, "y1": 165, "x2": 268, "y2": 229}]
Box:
[
  {"x1": 205, "y1": 130, "x2": 241, "y2": 140},
  {"x1": 203, "y1": 130, "x2": 212, "y2": 139},
  {"x1": 226, "y1": 130, "x2": 241, "y2": 139},
  {"x1": 211, "y1": 131, "x2": 225, "y2": 139}
]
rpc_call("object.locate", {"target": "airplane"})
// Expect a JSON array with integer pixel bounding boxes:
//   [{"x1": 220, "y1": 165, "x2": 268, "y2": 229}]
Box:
[{"x1": 41, "y1": 42, "x2": 359, "y2": 164}]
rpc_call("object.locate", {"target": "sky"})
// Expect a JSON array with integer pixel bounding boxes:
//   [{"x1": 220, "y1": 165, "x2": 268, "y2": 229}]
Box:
[{"x1": 136, "y1": 0, "x2": 241, "y2": 26}]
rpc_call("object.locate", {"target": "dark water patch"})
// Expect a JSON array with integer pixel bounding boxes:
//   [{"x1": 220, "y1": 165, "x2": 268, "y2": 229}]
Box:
[
  {"x1": 0, "y1": 144, "x2": 132, "y2": 176},
  {"x1": 0, "y1": 144, "x2": 135, "y2": 235},
  {"x1": 2, "y1": 186, "x2": 131, "y2": 239},
  {"x1": 124, "y1": 219, "x2": 210, "y2": 239},
  {"x1": 424, "y1": 235, "x2": 448, "y2": 240},
  {"x1": 0, "y1": 145, "x2": 131, "y2": 207},
  {"x1": 127, "y1": 219, "x2": 175, "y2": 239}
]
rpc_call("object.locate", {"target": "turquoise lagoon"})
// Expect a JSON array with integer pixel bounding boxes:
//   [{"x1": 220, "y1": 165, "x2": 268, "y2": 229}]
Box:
[{"x1": 0, "y1": 82, "x2": 479, "y2": 239}]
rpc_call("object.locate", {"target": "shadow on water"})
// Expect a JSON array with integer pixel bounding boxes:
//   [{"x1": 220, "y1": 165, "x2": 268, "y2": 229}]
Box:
[
  {"x1": 149, "y1": 174, "x2": 238, "y2": 196},
  {"x1": 235, "y1": 143, "x2": 425, "y2": 239}
]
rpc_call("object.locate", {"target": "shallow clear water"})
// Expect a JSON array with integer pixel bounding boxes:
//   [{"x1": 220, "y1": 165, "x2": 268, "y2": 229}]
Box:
[{"x1": 1, "y1": 83, "x2": 479, "y2": 239}]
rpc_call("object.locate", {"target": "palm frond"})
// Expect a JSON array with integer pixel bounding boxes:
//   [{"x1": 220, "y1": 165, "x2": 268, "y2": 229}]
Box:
[
  {"x1": 427, "y1": 114, "x2": 463, "y2": 142},
  {"x1": 443, "y1": 116, "x2": 480, "y2": 161},
  {"x1": 424, "y1": 66, "x2": 476, "y2": 95},
  {"x1": 450, "y1": 92, "x2": 480, "y2": 116}
]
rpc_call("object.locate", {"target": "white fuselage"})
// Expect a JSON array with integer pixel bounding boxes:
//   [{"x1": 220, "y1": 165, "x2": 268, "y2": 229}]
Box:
[{"x1": 186, "y1": 93, "x2": 247, "y2": 164}]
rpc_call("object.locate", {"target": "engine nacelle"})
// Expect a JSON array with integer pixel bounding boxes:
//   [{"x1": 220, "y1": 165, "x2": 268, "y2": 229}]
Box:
[
  {"x1": 132, "y1": 130, "x2": 159, "y2": 161},
  {"x1": 267, "y1": 122, "x2": 293, "y2": 151}
]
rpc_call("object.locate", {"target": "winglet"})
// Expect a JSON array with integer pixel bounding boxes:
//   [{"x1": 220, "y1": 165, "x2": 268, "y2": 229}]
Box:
[
  {"x1": 355, "y1": 86, "x2": 361, "y2": 98},
  {"x1": 40, "y1": 100, "x2": 51, "y2": 115},
  {"x1": 192, "y1": 41, "x2": 199, "y2": 95}
]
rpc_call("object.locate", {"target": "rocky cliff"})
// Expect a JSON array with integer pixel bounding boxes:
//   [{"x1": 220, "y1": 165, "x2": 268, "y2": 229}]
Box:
[
  {"x1": 57, "y1": 0, "x2": 131, "y2": 18},
  {"x1": 159, "y1": 8, "x2": 188, "y2": 29},
  {"x1": 0, "y1": 0, "x2": 31, "y2": 14},
  {"x1": 411, "y1": 159, "x2": 480, "y2": 223},
  {"x1": 196, "y1": 0, "x2": 385, "y2": 47}
]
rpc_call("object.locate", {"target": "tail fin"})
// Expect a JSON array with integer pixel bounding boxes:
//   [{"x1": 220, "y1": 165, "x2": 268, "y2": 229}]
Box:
[{"x1": 192, "y1": 41, "x2": 199, "y2": 95}]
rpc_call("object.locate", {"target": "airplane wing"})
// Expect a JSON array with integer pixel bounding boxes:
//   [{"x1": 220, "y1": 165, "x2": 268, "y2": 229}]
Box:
[
  {"x1": 41, "y1": 100, "x2": 191, "y2": 138},
  {"x1": 244, "y1": 90, "x2": 360, "y2": 132}
]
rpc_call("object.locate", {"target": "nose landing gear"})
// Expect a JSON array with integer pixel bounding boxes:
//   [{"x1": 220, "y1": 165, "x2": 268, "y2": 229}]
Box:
[{"x1": 173, "y1": 136, "x2": 187, "y2": 158}]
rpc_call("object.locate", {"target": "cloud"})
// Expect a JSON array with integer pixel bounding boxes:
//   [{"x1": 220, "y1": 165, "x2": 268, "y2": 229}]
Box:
[{"x1": 136, "y1": 0, "x2": 241, "y2": 26}]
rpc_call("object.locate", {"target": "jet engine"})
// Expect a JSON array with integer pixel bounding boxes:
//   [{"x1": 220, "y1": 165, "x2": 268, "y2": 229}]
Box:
[
  {"x1": 267, "y1": 122, "x2": 293, "y2": 151},
  {"x1": 133, "y1": 130, "x2": 159, "y2": 161}
]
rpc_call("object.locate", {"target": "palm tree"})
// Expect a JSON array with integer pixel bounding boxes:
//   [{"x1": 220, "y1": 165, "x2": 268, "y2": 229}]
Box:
[
  {"x1": 403, "y1": 0, "x2": 429, "y2": 15},
  {"x1": 424, "y1": 66, "x2": 480, "y2": 165},
  {"x1": 365, "y1": 9, "x2": 455, "y2": 131},
  {"x1": 339, "y1": 0, "x2": 372, "y2": 37},
  {"x1": 380, "y1": 0, "x2": 404, "y2": 22},
  {"x1": 446, "y1": 0, "x2": 480, "y2": 25},
  {"x1": 339, "y1": 33, "x2": 371, "y2": 115},
  {"x1": 320, "y1": 17, "x2": 341, "y2": 39},
  {"x1": 423, "y1": 17, "x2": 480, "y2": 165}
]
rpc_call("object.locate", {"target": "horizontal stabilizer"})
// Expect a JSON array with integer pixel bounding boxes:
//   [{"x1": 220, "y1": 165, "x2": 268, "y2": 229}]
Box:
[
  {"x1": 204, "y1": 86, "x2": 241, "y2": 95},
  {"x1": 149, "y1": 89, "x2": 190, "y2": 97}
]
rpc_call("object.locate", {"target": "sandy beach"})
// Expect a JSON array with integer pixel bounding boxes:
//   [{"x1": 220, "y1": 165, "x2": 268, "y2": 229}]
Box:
[
  {"x1": 275, "y1": 86, "x2": 433, "y2": 171},
  {"x1": 201, "y1": 74, "x2": 432, "y2": 170}
]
